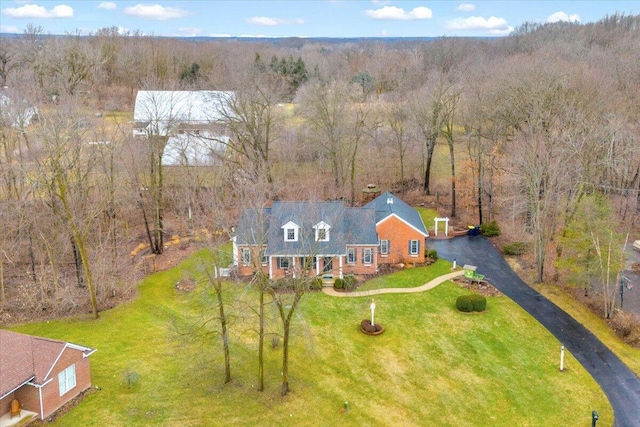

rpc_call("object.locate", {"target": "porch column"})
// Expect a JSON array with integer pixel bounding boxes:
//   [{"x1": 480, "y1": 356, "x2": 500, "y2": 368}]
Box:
[
  {"x1": 291, "y1": 256, "x2": 296, "y2": 278},
  {"x1": 269, "y1": 256, "x2": 273, "y2": 279},
  {"x1": 339, "y1": 256, "x2": 343, "y2": 279},
  {"x1": 316, "y1": 257, "x2": 320, "y2": 276}
]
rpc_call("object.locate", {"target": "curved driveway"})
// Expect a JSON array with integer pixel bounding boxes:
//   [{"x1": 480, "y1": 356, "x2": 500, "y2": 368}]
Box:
[{"x1": 430, "y1": 236, "x2": 640, "y2": 427}]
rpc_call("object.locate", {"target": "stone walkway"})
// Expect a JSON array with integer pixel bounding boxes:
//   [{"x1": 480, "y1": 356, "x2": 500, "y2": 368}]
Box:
[{"x1": 322, "y1": 270, "x2": 464, "y2": 297}]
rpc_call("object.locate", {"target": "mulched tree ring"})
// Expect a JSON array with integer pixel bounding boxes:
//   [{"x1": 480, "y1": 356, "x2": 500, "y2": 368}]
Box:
[{"x1": 360, "y1": 319, "x2": 385, "y2": 335}]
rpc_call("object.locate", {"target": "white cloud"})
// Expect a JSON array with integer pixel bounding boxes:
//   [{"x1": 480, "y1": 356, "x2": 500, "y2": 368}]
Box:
[
  {"x1": 0, "y1": 25, "x2": 19, "y2": 33},
  {"x1": 446, "y1": 15, "x2": 508, "y2": 30},
  {"x1": 177, "y1": 27, "x2": 203, "y2": 36},
  {"x1": 124, "y1": 4, "x2": 187, "y2": 20},
  {"x1": 488, "y1": 26, "x2": 514, "y2": 36},
  {"x1": 546, "y1": 11, "x2": 580, "y2": 23},
  {"x1": 2, "y1": 4, "x2": 73, "y2": 18},
  {"x1": 365, "y1": 6, "x2": 432, "y2": 20},
  {"x1": 246, "y1": 16, "x2": 305, "y2": 26},
  {"x1": 97, "y1": 2, "x2": 117, "y2": 11},
  {"x1": 246, "y1": 16, "x2": 280, "y2": 26},
  {"x1": 457, "y1": 4, "x2": 475, "y2": 12}
]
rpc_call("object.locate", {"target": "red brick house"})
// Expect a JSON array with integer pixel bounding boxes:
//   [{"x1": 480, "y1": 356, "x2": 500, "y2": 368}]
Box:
[
  {"x1": 0, "y1": 330, "x2": 95, "y2": 423},
  {"x1": 364, "y1": 191, "x2": 429, "y2": 265},
  {"x1": 233, "y1": 192, "x2": 428, "y2": 279}
]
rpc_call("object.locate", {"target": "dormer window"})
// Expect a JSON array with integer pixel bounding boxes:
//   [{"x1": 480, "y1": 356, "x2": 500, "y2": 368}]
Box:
[
  {"x1": 313, "y1": 221, "x2": 331, "y2": 242},
  {"x1": 282, "y1": 221, "x2": 299, "y2": 242}
]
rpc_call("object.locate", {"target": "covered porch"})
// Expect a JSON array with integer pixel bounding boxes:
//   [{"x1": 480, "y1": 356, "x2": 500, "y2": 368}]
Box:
[
  {"x1": 268, "y1": 255, "x2": 344, "y2": 280},
  {"x1": 0, "y1": 408, "x2": 38, "y2": 427}
]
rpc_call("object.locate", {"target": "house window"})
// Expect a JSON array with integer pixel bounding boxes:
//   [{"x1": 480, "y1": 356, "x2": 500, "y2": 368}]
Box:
[
  {"x1": 409, "y1": 240, "x2": 420, "y2": 256},
  {"x1": 347, "y1": 248, "x2": 357, "y2": 264},
  {"x1": 278, "y1": 257, "x2": 290, "y2": 270},
  {"x1": 363, "y1": 248, "x2": 373, "y2": 264},
  {"x1": 303, "y1": 256, "x2": 317, "y2": 270},
  {"x1": 241, "y1": 248, "x2": 251, "y2": 265},
  {"x1": 260, "y1": 251, "x2": 268, "y2": 265},
  {"x1": 283, "y1": 222, "x2": 299, "y2": 242},
  {"x1": 380, "y1": 240, "x2": 389, "y2": 255},
  {"x1": 58, "y1": 364, "x2": 76, "y2": 396},
  {"x1": 314, "y1": 221, "x2": 331, "y2": 242}
]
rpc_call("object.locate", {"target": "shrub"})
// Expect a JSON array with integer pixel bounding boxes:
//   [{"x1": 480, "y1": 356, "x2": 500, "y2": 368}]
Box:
[
  {"x1": 470, "y1": 293, "x2": 487, "y2": 312},
  {"x1": 334, "y1": 278, "x2": 345, "y2": 289},
  {"x1": 482, "y1": 220, "x2": 500, "y2": 237},
  {"x1": 456, "y1": 294, "x2": 487, "y2": 312},
  {"x1": 611, "y1": 311, "x2": 640, "y2": 346},
  {"x1": 124, "y1": 369, "x2": 140, "y2": 389},
  {"x1": 503, "y1": 242, "x2": 528, "y2": 256},
  {"x1": 343, "y1": 275, "x2": 356, "y2": 291},
  {"x1": 456, "y1": 295, "x2": 474, "y2": 312},
  {"x1": 427, "y1": 249, "x2": 438, "y2": 260},
  {"x1": 310, "y1": 277, "x2": 323, "y2": 290}
]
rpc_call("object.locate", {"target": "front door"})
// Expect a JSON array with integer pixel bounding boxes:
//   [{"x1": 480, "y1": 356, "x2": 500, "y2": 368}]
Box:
[{"x1": 322, "y1": 257, "x2": 333, "y2": 273}]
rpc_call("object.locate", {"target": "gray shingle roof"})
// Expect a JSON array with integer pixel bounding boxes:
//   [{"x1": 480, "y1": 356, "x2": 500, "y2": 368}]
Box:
[
  {"x1": 235, "y1": 201, "x2": 378, "y2": 256},
  {"x1": 363, "y1": 191, "x2": 428, "y2": 236}
]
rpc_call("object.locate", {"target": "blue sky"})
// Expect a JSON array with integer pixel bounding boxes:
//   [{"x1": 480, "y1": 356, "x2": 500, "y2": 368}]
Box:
[{"x1": 0, "y1": 1, "x2": 638, "y2": 38}]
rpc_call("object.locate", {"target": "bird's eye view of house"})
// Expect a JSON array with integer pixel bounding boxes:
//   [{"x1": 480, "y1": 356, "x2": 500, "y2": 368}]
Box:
[
  {"x1": 0, "y1": 330, "x2": 95, "y2": 425},
  {"x1": 233, "y1": 191, "x2": 429, "y2": 279}
]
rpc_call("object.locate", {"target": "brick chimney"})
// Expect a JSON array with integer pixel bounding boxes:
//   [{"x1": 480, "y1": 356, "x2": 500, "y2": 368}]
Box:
[{"x1": 362, "y1": 184, "x2": 381, "y2": 204}]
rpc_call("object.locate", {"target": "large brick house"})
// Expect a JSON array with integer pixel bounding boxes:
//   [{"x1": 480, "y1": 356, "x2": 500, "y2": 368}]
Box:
[
  {"x1": 364, "y1": 191, "x2": 429, "y2": 265},
  {"x1": 0, "y1": 330, "x2": 95, "y2": 423},
  {"x1": 233, "y1": 192, "x2": 428, "y2": 279}
]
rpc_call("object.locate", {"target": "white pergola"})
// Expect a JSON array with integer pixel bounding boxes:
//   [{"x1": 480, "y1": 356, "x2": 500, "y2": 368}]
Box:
[{"x1": 434, "y1": 217, "x2": 450, "y2": 236}]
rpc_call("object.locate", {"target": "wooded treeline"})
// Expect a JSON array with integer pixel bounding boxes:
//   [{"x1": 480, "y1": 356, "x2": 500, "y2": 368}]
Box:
[{"x1": 0, "y1": 14, "x2": 638, "y2": 320}]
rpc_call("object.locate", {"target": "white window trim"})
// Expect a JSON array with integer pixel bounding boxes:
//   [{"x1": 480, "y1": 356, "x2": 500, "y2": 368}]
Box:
[
  {"x1": 363, "y1": 248, "x2": 373, "y2": 265},
  {"x1": 380, "y1": 240, "x2": 389, "y2": 256},
  {"x1": 409, "y1": 240, "x2": 420, "y2": 256},
  {"x1": 241, "y1": 248, "x2": 251, "y2": 265},
  {"x1": 347, "y1": 248, "x2": 357, "y2": 264},
  {"x1": 58, "y1": 364, "x2": 76, "y2": 396},
  {"x1": 313, "y1": 221, "x2": 331, "y2": 242},
  {"x1": 282, "y1": 221, "x2": 300, "y2": 242}
]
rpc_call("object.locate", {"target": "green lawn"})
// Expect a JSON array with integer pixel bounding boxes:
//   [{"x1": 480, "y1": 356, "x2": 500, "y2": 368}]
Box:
[
  {"x1": 12, "y1": 251, "x2": 613, "y2": 426},
  {"x1": 416, "y1": 206, "x2": 439, "y2": 234},
  {"x1": 358, "y1": 259, "x2": 452, "y2": 291},
  {"x1": 534, "y1": 283, "x2": 640, "y2": 377}
]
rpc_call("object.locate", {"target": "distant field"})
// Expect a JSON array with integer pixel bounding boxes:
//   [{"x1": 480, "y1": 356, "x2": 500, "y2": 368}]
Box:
[{"x1": 13, "y1": 250, "x2": 612, "y2": 426}]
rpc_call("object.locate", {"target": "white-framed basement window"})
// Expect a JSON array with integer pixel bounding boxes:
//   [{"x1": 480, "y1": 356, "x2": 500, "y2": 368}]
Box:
[{"x1": 58, "y1": 364, "x2": 76, "y2": 396}]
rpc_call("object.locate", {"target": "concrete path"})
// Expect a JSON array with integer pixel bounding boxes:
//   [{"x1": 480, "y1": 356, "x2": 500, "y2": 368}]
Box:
[
  {"x1": 322, "y1": 270, "x2": 464, "y2": 297},
  {"x1": 430, "y1": 235, "x2": 640, "y2": 427}
]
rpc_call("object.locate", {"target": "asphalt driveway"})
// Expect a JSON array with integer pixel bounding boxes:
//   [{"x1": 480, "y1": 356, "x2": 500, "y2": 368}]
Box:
[{"x1": 429, "y1": 236, "x2": 640, "y2": 427}]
